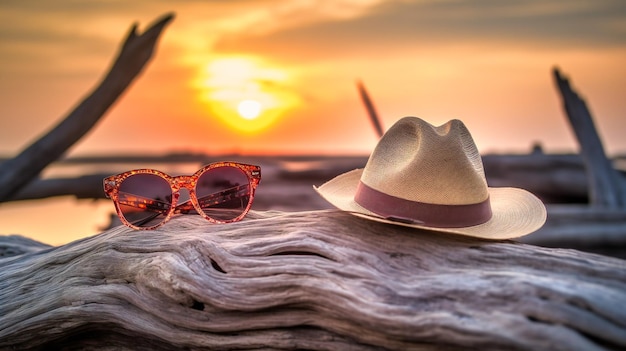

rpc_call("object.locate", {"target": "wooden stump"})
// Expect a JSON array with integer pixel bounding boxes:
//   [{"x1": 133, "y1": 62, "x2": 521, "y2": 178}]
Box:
[{"x1": 1, "y1": 210, "x2": 625, "y2": 350}]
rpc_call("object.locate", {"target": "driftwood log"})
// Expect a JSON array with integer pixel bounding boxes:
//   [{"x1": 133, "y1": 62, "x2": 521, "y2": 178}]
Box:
[
  {"x1": 553, "y1": 67, "x2": 626, "y2": 208},
  {"x1": 6, "y1": 152, "x2": 620, "y2": 204},
  {"x1": 482, "y1": 152, "x2": 590, "y2": 203},
  {"x1": 1, "y1": 210, "x2": 625, "y2": 350},
  {"x1": 522, "y1": 205, "x2": 626, "y2": 251},
  {"x1": 0, "y1": 13, "x2": 174, "y2": 202}
]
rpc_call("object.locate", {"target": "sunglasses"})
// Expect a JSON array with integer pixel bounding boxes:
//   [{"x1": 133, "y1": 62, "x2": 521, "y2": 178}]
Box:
[{"x1": 103, "y1": 162, "x2": 261, "y2": 230}]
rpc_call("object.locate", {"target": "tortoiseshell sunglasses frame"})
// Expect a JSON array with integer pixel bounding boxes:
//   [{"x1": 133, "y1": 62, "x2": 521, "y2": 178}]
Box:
[{"x1": 103, "y1": 162, "x2": 261, "y2": 230}]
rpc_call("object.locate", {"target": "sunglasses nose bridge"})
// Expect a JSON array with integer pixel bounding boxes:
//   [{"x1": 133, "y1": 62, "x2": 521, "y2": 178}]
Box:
[{"x1": 171, "y1": 175, "x2": 196, "y2": 191}]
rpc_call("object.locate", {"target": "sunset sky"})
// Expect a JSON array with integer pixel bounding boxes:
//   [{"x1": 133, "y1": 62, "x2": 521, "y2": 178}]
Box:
[
  {"x1": 0, "y1": 0, "x2": 625, "y2": 157},
  {"x1": 0, "y1": 0, "x2": 625, "y2": 245}
]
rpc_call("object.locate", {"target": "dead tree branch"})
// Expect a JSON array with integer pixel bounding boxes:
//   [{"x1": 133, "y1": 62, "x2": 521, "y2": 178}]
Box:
[
  {"x1": 553, "y1": 67, "x2": 626, "y2": 208},
  {"x1": 0, "y1": 13, "x2": 174, "y2": 202}
]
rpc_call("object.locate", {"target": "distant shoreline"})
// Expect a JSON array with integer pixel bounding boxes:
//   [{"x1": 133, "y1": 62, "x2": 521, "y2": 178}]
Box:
[
  {"x1": 2, "y1": 150, "x2": 625, "y2": 165},
  {"x1": 0, "y1": 152, "x2": 371, "y2": 165}
]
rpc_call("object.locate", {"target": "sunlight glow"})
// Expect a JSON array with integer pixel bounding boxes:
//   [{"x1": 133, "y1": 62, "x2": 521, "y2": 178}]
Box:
[
  {"x1": 195, "y1": 56, "x2": 300, "y2": 133},
  {"x1": 237, "y1": 99, "x2": 262, "y2": 120}
]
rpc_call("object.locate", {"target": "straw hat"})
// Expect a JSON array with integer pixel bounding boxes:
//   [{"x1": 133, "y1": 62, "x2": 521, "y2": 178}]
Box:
[{"x1": 315, "y1": 117, "x2": 546, "y2": 239}]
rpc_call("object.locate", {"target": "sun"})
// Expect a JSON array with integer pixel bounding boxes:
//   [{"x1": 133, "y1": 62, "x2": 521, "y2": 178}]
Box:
[
  {"x1": 195, "y1": 56, "x2": 300, "y2": 133},
  {"x1": 237, "y1": 99, "x2": 262, "y2": 120}
]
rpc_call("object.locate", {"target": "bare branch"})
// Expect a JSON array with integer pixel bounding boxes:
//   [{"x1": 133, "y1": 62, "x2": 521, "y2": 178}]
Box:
[
  {"x1": 0, "y1": 13, "x2": 175, "y2": 202},
  {"x1": 356, "y1": 80, "x2": 384, "y2": 138},
  {"x1": 553, "y1": 67, "x2": 626, "y2": 208}
]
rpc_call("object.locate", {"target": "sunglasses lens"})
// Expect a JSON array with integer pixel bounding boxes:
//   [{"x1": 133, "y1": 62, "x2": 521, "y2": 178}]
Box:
[
  {"x1": 117, "y1": 174, "x2": 172, "y2": 228},
  {"x1": 196, "y1": 166, "x2": 251, "y2": 221}
]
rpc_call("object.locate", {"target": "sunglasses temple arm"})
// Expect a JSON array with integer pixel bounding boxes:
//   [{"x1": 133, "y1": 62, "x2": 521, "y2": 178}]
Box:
[
  {"x1": 116, "y1": 192, "x2": 173, "y2": 224},
  {"x1": 192, "y1": 184, "x2": 252, "y2": 210},
  {"x1": 117, "y1": 193, "x2": 171, "y2": 212},
  {"x1": 168, "y1": 184, "x2": 251, "y2": 215},
  {"x1": 130, "y1": 212, "x2": 163, "y2": 227},
  {"x1": 173, "y1": 200, "x2": 200, "y2": 215}
]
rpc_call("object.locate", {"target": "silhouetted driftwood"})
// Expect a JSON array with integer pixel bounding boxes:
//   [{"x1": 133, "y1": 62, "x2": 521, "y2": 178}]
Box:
[
  {"x1": 357, "y1": 80, "x2": 384, "y2": 138},
  {"x1": 6, "y1": 153, "x2": 614, "y2": 204},
  {"x1": 9, "y1": 174, "x2": 108, "y2": 201},
  {"x1": 522, "y1": 205, "x2": 626, "y2": 252},
  {"x1": 482, "y1": 152, "x2": 590, "y2": 203},
  {"x1": 0, "y1": 13, "x2": 174, "y2": 202},
  {"x1": 1, "y1": 211, "x2": 625, "y2": 350},
  {"x1": 553, "y1": 67, "x2": 626, "y2": 208}
]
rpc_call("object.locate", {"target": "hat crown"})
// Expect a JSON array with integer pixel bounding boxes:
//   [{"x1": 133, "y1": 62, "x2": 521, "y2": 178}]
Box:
[{"x1": 361, "y1": 117, "x2": 489, "y2": 205}]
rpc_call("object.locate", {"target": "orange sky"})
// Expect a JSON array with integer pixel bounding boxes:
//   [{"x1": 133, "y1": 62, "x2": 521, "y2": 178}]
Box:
[
  {"x1": 0, "y1": 0, "x2": 626, "y2": 155},
  {"x1": 0, "y1": 0, "x2": 625, "y2": 157},
  {"x1": 0, "y1": 0, "x2": 625, "y2": 245}
]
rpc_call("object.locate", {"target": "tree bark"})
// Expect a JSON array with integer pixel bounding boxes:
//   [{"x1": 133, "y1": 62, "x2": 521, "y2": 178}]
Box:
[
  {"x1": 1, "y1": 210, "x2": 625, "y2": 350},
  {"x1": 0, "y1": 13, "x2": 174, "y2": 202}
]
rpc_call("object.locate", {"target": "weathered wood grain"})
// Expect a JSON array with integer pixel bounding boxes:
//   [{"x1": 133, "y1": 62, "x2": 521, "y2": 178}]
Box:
[
  {"x1": 1, "y1": 210, "x2": 625, "y2": 350},
  {"x1": 0, "y1": 235, "x2": 52, "y2": 258}
]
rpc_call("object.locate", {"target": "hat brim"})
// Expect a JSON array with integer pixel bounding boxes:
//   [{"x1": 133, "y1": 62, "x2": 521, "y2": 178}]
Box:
[{"x1": 314, "y1": 169, "x2": 547, "y2": 240}]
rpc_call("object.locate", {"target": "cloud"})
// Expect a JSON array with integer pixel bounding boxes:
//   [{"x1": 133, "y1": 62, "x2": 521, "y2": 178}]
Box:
[
  {"x1": 212, "y1": 0, "x2": 626, "y2": 61},
  {"x1": 0, "y1": 2, "x2": 174, "y2": 77}
]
